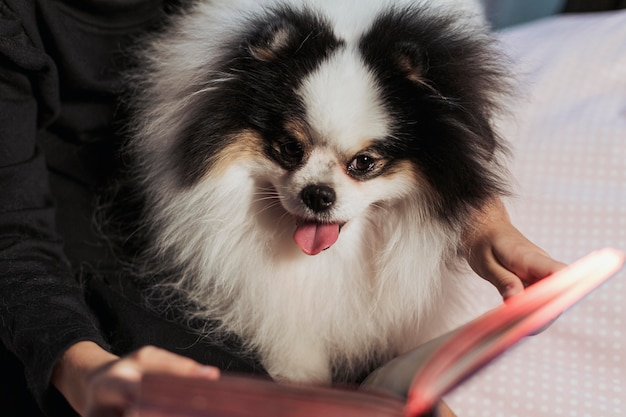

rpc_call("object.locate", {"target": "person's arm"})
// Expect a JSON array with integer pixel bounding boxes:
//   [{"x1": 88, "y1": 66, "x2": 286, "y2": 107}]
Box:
[
  {"x1": 462, "y1": 197, "x2": 566, "y2": 299},
  {"x1": 0, "y1": 1, "x2": 111, "y2": 412}
]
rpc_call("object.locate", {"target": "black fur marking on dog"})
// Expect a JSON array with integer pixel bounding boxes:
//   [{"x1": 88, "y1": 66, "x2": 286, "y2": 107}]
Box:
[
  {"x1": 359, "y1": 6, "x2": 510, "y2": 220},
  {"x1": 175, "y1": 6, "x2": 344, "y2": 185}
]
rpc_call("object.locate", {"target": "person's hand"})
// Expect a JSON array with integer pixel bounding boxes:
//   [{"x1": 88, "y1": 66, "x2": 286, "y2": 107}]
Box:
[
  {"x1": 462, "y1": 198, "x2": 566, "y2": 299},
  {"x1": 436, "y1": 401, "x2": 457, "y2": 417},
  {"x1": 52, "y1": 341, "x2": 220, "y2": 417}
]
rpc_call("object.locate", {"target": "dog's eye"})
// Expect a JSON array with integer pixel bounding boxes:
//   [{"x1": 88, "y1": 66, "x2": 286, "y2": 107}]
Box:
[
  {"x1": 348, "y1": 155, "x2": 376, "y2": 175},
  {"x1": 279, "y1": 139, "x2": 304, "y2": 165}
]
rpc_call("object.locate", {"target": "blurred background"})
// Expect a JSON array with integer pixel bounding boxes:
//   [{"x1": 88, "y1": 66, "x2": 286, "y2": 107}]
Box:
[
  {"x1": 480, "y1": 0, "x2": 626, "y2": 28},
  {"x1": 480, "y1": 0, "x2": 566, "y2": 28}
]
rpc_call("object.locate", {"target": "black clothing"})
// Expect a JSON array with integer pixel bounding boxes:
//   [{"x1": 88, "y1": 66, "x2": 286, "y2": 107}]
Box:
[{"x1": 0, "y1": 1, "x2": 263, "y2": 416}]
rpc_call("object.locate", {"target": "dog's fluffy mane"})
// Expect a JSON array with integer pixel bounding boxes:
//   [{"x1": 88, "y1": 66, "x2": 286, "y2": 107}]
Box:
[{"x1": 118, "y1": 0, "x2": 511, "y2": 382}]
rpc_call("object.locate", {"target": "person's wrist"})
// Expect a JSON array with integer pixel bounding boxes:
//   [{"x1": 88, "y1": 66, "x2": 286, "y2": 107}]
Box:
[{"x1": 52, "y1": 341, "x2": 119, "y2": 415}]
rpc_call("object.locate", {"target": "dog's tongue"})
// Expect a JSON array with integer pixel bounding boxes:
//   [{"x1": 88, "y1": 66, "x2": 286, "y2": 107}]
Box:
[{"x1": 293, "y1": 221, "x2": 340, "y2": 256}]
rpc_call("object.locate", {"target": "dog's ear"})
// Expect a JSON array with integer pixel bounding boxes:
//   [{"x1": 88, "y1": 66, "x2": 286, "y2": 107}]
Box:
[
  {"x1": 247, "y1": 20, "x2": 298, "y2": 62},
  {"x1": 392, "y1": 41, "x2": 429, "y2": 85}
]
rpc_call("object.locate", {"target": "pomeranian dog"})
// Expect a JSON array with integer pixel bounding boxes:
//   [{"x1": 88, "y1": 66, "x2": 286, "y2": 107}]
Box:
[{"x1": 123, "y1": 0, "x2": 509, "y2": 383}]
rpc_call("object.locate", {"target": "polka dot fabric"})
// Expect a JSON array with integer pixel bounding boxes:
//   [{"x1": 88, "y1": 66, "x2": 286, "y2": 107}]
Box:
[{"x1": 447, "y1": 11, "x2": 626, "y2": 417}]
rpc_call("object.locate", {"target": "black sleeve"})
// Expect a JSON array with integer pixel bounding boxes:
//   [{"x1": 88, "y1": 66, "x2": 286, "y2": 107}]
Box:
[{"x1": 0, "y1": 0, "x2": 110, "y2": 413}]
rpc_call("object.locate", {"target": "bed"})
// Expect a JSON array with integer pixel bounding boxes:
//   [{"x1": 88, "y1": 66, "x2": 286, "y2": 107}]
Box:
[{"x1": 447, "y1": 9, "x2": 626, "y2": 417}]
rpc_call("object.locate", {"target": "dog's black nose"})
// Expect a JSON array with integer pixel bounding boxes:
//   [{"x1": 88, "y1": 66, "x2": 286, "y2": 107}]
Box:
[{"x1": 301, "y1": 184, "x2": 336, "y2": 213}]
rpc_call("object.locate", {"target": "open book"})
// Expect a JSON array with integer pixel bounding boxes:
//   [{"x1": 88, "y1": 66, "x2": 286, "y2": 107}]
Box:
[{"x1": 128, "y1": 248, "x2": 625, "y2": 417}]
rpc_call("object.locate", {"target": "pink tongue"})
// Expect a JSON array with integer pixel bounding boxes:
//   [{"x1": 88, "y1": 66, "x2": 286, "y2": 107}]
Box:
[{"x1": 293, "y1": 221, "x2": 340, "y2": 256}]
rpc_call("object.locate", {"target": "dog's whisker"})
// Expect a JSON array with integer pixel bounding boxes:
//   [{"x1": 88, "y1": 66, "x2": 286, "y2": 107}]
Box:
[{"x1": 253, "y1": 196, "x2": 280, "y2": 204}]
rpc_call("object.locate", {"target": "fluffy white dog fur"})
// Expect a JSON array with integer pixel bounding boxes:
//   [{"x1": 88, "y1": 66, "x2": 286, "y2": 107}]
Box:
[{"x1": 123, "y1": 0, "x2": 509, "y2": 383}]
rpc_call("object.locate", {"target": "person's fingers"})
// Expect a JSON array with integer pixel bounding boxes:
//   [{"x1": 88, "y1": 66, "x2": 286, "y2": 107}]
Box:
[
  {"x1": 85, "y1": 346, "x2": 220, "y2": 417},
  {"x1": 467, "y1": 245, "x2": 526, "y2": 299},
  {"x1": 85, "y1": 360, "x2": 142, "y2": 417},
  {"x1": 128, "y1": 345, "x2": 221, "y2": 379},
  {"x1": 517, "y1": 251, "x2": 567, "y2": 285},
  {"x1": 436, "y1": 401, "x2": 458, "y2": 417},
  {"x1": 485, "y1": 263, "x2": 526, "y2": 299},
  {"x1": 493, "y1": 244, "x2": 567, "y2": 286}
]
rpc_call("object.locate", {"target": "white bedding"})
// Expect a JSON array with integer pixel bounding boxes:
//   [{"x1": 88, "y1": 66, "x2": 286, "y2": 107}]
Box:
[{"x1": 447, "y1": 10, "x2": 626, "y2": 417}]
